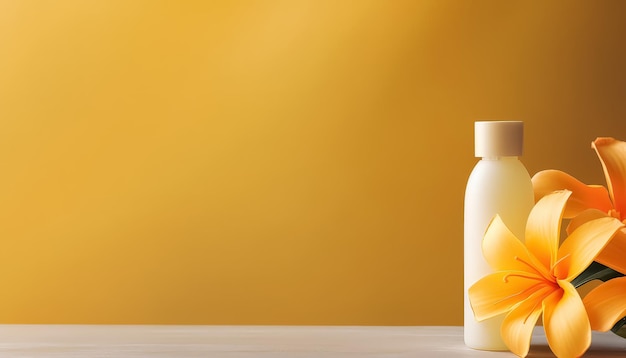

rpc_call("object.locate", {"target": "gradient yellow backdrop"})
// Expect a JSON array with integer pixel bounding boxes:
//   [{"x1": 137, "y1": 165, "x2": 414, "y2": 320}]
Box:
[{"x1": 1, "y1": 0, "x2": 625, "y2": 325}]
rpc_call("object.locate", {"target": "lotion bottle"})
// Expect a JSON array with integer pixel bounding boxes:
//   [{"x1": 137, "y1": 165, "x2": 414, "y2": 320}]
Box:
[{"x1": 464, "y1": 121, "x2": 534, "y2": 350}]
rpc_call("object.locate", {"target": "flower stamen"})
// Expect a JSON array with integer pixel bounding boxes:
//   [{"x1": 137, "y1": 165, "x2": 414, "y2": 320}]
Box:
[
  {"x1": 503, "y1": 273, "x2": 544, "y2": 283},
  {"x1": 494, "y1": 281, "x2": 546, "y2": 306},
  {"x1": 514, "y1": 256, "x2": 554, "y2": 282},
  {"x1": 608, "y1": 209, "x2": 621, "y2": 220},
  {"x1": 550, "y1": 253, "x2": 571, "y2": 277}
]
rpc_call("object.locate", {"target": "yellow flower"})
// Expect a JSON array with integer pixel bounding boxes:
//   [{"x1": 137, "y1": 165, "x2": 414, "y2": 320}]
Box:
[
  {"x1": 469, "y1": 190, "x2": 624, "y2": 357},
  {"x1": 532, "y1": 137, "x2": 626, "y2": 332},
  {"x1": 583, "y1": 275, "x2": 626, "y2": 332},
  {"x1": 532, "y1": 137, "x2": 626, "y2": 274}
]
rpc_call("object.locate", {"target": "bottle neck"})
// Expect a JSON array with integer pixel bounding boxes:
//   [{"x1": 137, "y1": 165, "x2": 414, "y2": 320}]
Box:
[{"x1": 480, "y1": 156, "x2": 519, "y2": 161}]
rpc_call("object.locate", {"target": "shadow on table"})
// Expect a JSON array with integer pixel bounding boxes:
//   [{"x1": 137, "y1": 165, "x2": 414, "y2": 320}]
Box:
[
  {"x1": 527, "y1": 336, "x2": 626, "y2": 358},
  {"x1": 528, "y1": 345, "x2": 626, "y2": 358}
]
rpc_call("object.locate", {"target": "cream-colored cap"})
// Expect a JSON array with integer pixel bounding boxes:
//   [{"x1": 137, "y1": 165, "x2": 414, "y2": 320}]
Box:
[{"x1": 474, "y1": 121, "x2": 524, "y2": 157}]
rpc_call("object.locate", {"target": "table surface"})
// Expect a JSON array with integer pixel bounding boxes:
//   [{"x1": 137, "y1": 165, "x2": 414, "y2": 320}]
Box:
[{"x1": 0, "y1": 325, "x2": 624, "y2": 357}]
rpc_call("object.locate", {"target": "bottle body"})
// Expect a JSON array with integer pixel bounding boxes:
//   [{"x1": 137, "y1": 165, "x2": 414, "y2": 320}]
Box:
[{"x1": 463, "y1": 156, "x2": 534, "y2": 350}]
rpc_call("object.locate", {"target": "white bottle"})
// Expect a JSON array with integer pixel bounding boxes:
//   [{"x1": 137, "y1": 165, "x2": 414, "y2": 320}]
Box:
[{"x1": 464, "y1": 121, "x2": 534, "y2": 350}]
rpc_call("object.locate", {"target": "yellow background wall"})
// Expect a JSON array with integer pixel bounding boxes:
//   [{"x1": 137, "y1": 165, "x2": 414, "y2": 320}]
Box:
[{"x1": 1, "y1": 0, "x2": 625, "y2": 325}]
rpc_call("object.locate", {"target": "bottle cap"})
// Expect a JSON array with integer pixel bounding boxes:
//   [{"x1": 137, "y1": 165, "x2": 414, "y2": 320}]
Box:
[{"x1": 474, "y1": 121, "x2": 524, "y2": 157}]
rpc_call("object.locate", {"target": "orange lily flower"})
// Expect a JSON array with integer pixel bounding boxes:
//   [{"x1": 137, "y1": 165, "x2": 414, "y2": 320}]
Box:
[
  {"x1": 532, "y1": 137, "x2": 626, "y2": 274},
  {"x1": 583, "y1": 275, "x2": 626, "y2": 332},
  {"x1": 570, "y1": 210, "x2": 626, "y2": 332},
  {"x1": 469, "y1": 190, "x2": 624, "y2": 357}
]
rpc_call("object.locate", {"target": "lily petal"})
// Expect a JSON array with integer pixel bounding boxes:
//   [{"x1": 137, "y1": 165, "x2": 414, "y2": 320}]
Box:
[
  {"x1": 566, "y1": 208, "x2": 626, "y2": 274},
  {"x1": 593, "y1": 137, "x2": 626, "y2": 219},
  {"x1": 532, "y1": 169, "x2": 612, "y2": 218},
  {"x1": 543, "y1": 281, "x2": 591, "y2": 358},
  {"x1": 483, "y1": 215, "x2": 548, "y2": 276},
  {"x1": 469, "y1": 271, "x2": 547, "y2": 321},
  {"x1": 525, "y1": 190, "x2": 571, "y2": 271},
  {"x1": 583, "y1": 276, "x2": 626, "y2": 331},
  {"x1": 566, "y1": 208, "x2": 608, "y2": 235},
  {"x1": 500, "y1": 286, "x2": 553, "y2": 357},
  {"x1": 554, "y1": 216, "x2": 624, "y2": 281},
  {"x1": 596, "y1": 229, "x2": 626, "y2": 275}
]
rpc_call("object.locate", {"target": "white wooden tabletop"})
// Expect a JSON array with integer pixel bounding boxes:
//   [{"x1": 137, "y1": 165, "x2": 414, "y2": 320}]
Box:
[{"x1": 0, "y1": 325, "x2": 623, "y2": 357}]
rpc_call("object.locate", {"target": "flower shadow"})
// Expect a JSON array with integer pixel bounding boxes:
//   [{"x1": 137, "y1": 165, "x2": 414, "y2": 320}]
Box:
[{"x1": 527, "y1": 329, "x2": 626, "y2": 358}]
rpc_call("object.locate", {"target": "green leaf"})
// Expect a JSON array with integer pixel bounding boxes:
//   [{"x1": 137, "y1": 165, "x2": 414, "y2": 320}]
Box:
[
  {"x1": 612, "y1": 317, "x2": 626, "y2": 338},
  {"x1": 571, "y1": 261, "x2": 623, "y2": 288}
]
